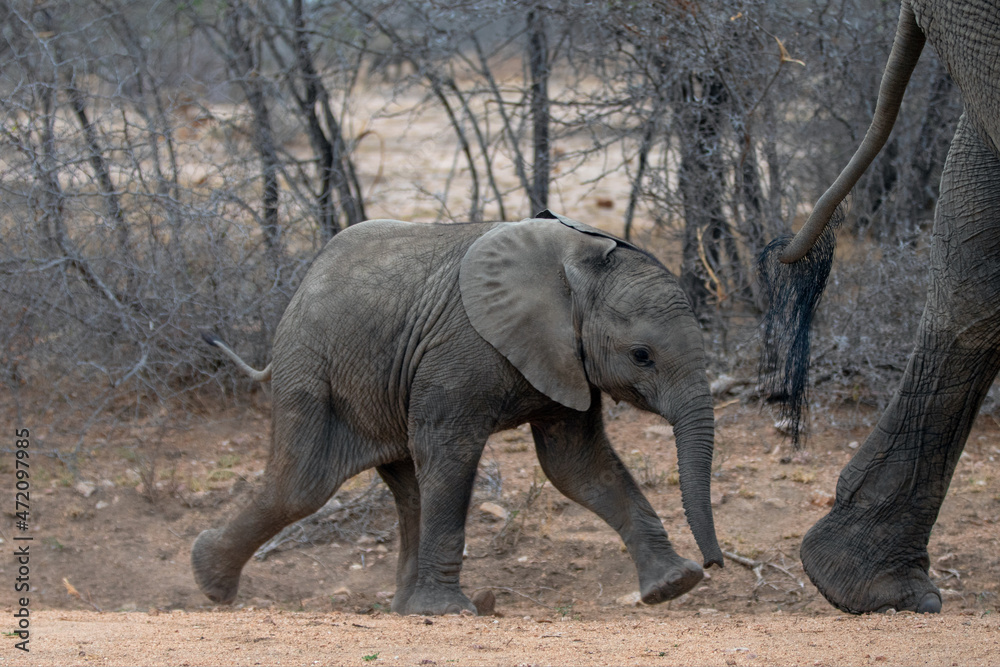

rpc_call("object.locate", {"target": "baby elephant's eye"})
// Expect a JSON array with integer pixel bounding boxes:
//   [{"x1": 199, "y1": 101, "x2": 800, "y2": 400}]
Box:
[{"x1": 631, "y1": 346, "x2": 653, "y2": 367}]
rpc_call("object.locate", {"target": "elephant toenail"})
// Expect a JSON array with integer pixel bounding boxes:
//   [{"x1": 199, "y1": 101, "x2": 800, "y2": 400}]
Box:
[{"x1": 917, "y1": 592, "x2": 942, "y2": 614}]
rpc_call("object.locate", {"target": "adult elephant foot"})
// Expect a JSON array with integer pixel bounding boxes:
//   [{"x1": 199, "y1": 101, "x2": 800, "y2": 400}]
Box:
[
  {"x1": 799, "y1": 421, "x2": 945, "y2": 615},
  {"x1": 800, "y1": 505, "x2": 941, "y2": 615},
  {"x1": 400, "y1": 585, "x2": 477, "y2": 616},
  {"x1": 799, "y1": 303, "x2": 1000, "y2": 614},
  {"x1": 638, "y1": 557, "x2": 704, "y2": 605},
  {"x1": 191, "y1": 529, "x2": 242, "y2": 605}
]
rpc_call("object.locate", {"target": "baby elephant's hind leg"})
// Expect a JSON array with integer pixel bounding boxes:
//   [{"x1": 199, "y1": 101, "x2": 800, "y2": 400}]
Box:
[
  {"x1": 377, "y1": 459, "x2": 421, "y2": 613},
  {"x1": 192, "y1": 381, "x2": 348, "y2": 604}
]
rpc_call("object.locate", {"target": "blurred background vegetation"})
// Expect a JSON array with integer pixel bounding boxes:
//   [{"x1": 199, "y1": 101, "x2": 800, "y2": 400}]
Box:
[{"x1": 0, "y1": 0, "x2": 990, "y2": 465}]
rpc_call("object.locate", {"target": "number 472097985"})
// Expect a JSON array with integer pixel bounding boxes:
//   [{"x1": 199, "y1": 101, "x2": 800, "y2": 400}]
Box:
[{"x1": 15, "y1": 428, "x2": 29, "y2": 522}]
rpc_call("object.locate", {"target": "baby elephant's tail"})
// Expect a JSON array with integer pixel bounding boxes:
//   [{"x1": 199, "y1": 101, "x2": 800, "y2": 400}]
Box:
[{"x1": 201, "y1": 331, "x2": 272, "y2": 382}]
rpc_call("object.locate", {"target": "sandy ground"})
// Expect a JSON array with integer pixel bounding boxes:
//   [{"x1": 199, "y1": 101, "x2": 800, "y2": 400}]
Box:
[
  {"x1": 10, "y1": 608, "x2": 1000, "y2": 666},
  {"x1": 5, "y1": 405, "x2": 999, "y2": 666}
]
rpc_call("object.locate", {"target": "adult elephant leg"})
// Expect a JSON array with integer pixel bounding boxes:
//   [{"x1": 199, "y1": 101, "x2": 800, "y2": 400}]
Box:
[
  {"x1": 531, "y1": 399, "x2": 703, "y2": 604},
  {"x1": 192, "y1": 366, "x2": 354, "y2": 604},
  {"x1": 376, "y1": 458, "x2": 421, "y2": 614},
  {"x1": 801, "y1": 115, "x2": 1000, "y2": 614}
]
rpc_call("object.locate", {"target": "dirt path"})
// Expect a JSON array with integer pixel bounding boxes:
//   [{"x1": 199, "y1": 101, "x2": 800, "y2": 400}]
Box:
[
  {"x1": 10, "y1": 608, "x2": 999, "y2": 666},
  {"x1": 8, "y1": 404, "x2": 999, "y2": 666}
]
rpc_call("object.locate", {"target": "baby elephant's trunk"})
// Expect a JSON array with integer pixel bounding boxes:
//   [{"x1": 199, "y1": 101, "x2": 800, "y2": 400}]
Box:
[{"x1": 664, "y1": 384, "x2": 724, "y2": 569}]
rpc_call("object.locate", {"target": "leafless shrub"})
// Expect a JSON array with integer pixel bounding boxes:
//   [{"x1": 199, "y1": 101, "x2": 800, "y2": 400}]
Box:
[
  {"x1": 808, "y1": 242, "x2": 929, "y2": 418},
  {"x1": 628, "y1": 451, "x2": 666, "y2": 490},
  {"x1": 488, "y1": 468, "x2": 548, "y2": 556},
  {"x1": 474, "y1": 458, "x2": 504, "y2": 501},
  {"x1": 0, "y1": 0, "x2": 982, "y2": 463}
]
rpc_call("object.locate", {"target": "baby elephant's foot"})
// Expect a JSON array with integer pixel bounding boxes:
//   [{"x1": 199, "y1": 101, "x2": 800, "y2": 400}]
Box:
[
  {"x1": 401, "y1": 585, "x2": 477, "y2": 616},
  {"x1": 191, "y1": 529, "x2": 242, "y2": 605},
  {"x1": 639, "y1": 558, "x2": 704, "y2": 605}
]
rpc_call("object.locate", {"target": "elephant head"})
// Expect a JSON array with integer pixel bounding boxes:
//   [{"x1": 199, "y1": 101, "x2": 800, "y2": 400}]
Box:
[{"x1": 460, "y1": 213, "x2": 723, "y2": 569}]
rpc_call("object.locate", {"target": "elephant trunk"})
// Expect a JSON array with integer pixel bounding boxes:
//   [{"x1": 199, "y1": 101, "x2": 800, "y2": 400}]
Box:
[
  {"x1": 662, "y1": 380, "x2": 724, "y2": 569},
  {"x1": 779, "y1": 2, "x2": 925, "y2": 264}
]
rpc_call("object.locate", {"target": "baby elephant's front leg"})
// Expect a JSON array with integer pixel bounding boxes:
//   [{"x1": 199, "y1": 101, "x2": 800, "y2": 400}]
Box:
[
  {"x1": 531, "y1": 416, "x2": 703, "y2": 603},
  {"x1": 399, "y1": 424, "x2": 487, "y2": 615}
]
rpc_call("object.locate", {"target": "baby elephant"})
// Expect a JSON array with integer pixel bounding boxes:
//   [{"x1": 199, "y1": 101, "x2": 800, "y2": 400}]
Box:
[{"x1": 192, "y1": 211, "x2": 723, "y2": 615}]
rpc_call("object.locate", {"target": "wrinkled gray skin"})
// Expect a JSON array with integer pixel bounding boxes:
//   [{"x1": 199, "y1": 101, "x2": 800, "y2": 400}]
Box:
[
  {"x1": 192, "y1": 213, "x2": 724, "y2": 615},
  {"x1": 780, "y1": 0, "x2": 1000, "y2": 614}
]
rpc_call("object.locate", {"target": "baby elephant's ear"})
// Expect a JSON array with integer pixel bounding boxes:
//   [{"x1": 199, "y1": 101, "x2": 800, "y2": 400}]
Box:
[{"x1": 459, "y1": 220, "x2": 614, "y2": 411}]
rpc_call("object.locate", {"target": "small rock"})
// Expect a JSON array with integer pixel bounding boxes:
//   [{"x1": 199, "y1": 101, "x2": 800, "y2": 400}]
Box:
[
  {"x1": 479, "y1": 502, "x2": 508, "y2": 521},
  {"x1": 710, "y1": 374, "x2": 737, "y2": 396},
  {"x1": 810, "y1": 490, "x2": 834, "y2": 507},
  {"x1": 95, "y1": 501, "x2": 110, "y2": 510},
  {"x1": 183, "y1": 491, "x2": 209, "y2": 508},
  {"x1": 697, "y1": 607, "x2": 719, "y2": 615},
  {"x1": 789, "y1": 451, "x2": 812, "y2": 464},
  {"x1": 644, "y1": 425, "x2": 674, "y2": 440},
  {"x1": 75, "y1": 482, "x2": 97, "y2": 498},
  {"x1": 617, "y1": 591, "x2": 642, "y2": 607},
  {"x1": 375, "y1": 591, "x2": 394, "y2": 600},
  {"x1": 471, "y1": 589, "x2": 496, "y2": 616},
  {"x1": 332, "y1": 586, "x2": 351, "y2": 597},
  {"x1": 773, "y1": 418, "x2": 796, "y2": 436},
  {"x1": 848, "y1": 441, "x2": 860, "y2": 449}
]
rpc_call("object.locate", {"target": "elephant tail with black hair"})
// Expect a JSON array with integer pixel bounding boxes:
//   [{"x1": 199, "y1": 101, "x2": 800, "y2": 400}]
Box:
[
  {"x1": 201, "y1": 331, "x2": 273, "y2": 383},
  {"x1": 756, "y1": 204, "x2": 846, "y2": 447}
]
